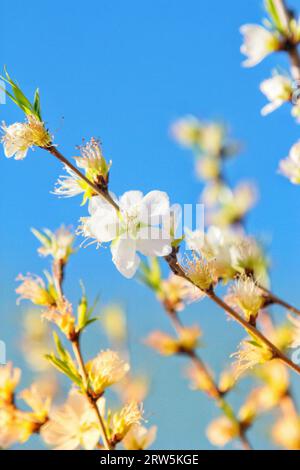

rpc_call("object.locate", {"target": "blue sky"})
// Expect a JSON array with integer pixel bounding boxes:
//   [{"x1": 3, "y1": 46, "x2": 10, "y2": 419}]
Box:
[{"x1": 2, "y1": 0, "x2": 300, "y2": 450}]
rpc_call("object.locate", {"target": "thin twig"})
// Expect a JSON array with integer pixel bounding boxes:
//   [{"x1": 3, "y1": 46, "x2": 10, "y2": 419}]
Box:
[
  {"x1": 260, "y1": 284, "x2": 300, "y2": 316},
  {"x1": 207, "y1": 291, "x2": 300, "y2": 375},
  {"x1": 50, "y1": 244, "x2": 111, "y2": 450},
  {"x1": 164, "y1": 249, "x2": 300, "y2": 376},
  {"x1": 276, "y1": 0, "x2": 300, "y2": 80},
  {"x1": 164, "y1": 307, "x2": 252, "y2": 450},
  {"x1": 71, "y1": 338, "x2": 111, "y2": 450}
]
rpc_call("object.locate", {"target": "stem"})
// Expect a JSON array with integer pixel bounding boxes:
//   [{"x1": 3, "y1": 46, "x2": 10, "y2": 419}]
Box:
[
  {"x1": 165, "y1": 308, "x2": 252, "y2": 450},
  {"x1": 53, "y1": 259, "x2": 65, "y2": 300},
  {"x1": 260, "y1": 285, "x2": 300, "y2": 316},
  {"x1": 275, "y1": 0, "x2": 300, "y2": 80},
  {"x1": 49, "y1": 246, "x2": 111, "y2": 450},
  {"x1": 72, "y1": 338, "x2": 111, "y2": 450},
  {"x1": 207, "y1": 291, "x2": 300, "y2": 376}
]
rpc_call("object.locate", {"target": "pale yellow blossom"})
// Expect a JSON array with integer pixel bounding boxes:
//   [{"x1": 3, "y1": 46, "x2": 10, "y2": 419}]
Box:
[
  {"x1": 231, "y1": 339, "x2": 274, "y2": 378},
  {"x1": 111, "y1": 402, "x2": 143, "y2": 443},
  {"x1": 32, "y1": 226, "x2": 74, "y2": 262},
  {"x1": 86, "y1": 350, "x2": 130, "y2": 396},
  {"x1": 0, "y1": 363, "x2": 21, "y2": 405},
  {"x1": 225, "y1": 275, "x2": 264, "y2": 322},
  {"x1": 19, "y1": 382, "x2": 53, "y2": 423},
  {"x1": 1, "y1": 116, "x2": 51, "y2": 160},
  {"x1": 206, "y1": 416, "x2": 239, "y2": 447},
  {"x1": 41, "y1": 391, "x2": 100, "y2": 450},
  {"x1": 272, "y1": 415, "x2": 300, "y2": 450},
  {"x1": 16, "y1": 274, "x2": 56, "y2": 307},
  {"x1": 43, "y1": 298, "x2": 75, "y2": 339},
  {"x1": 146, "y1": 326, "x2": 201, "y2": 356},
  {"x1": 101, "y1": 305, "x2": 127, "y2": 344},
  {"x1": 123, "y1": 424, "x2": 157, "y2": 450},
  {"x1": 182, "y1": 253, "x2": 216, "y2": 293},
  {"x1": 159, "y1": 274, "x2": 203, "y2": 312},
  {"x1": 186, "y1": 363, "x2": 219, "y2": 399}
]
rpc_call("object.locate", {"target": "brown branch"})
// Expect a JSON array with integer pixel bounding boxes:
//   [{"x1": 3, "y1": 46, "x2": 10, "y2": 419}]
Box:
[
  {"x1": 164, "y1": 307, "x2": 252, "y2": 450},
  {"x1": 71, "y1": 338, "x2": 111, "y2": 450},
  {"x1": 260, "y1": 284, "x2": 300, "y2": 317},
  {"x1": 276, "y1": 0, "x2": 300, "y2": 80},
  {"x1": 46, "y1": 145, "x2": 119, "y2": 212},
  {"x1": 164, "y1": 248, "x2": 300, "y2": 377},
  {"x1": 49, "y1": 237, "x2": 111, "y2": 451}
]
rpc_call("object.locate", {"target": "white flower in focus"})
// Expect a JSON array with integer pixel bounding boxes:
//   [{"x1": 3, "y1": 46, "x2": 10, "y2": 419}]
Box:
[
  {"x1": 81, "y1": 190, "x2": 172, "y2": 278},
  {"x1": 1, "y1": 117, "x2": 51, "y2": 160},
  {"x1": 279, "y1": 141, "x2": 300, "y2": 184},
  {"x1": 41, "y1": 391, "x2": 100, "y2": 450},
  {"x1": 260, "y1": 74, "x2": 293, "y2": 115},
  {"x1": 240, "y1": 25, "x2": 279, "y2": 67},
  {"x1": 54, "y1": 166, "x2": 85, "y2": 198}
]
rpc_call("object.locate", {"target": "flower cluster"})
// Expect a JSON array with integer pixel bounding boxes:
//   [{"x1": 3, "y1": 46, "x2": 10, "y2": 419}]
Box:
[
  {"x1": 240, "y1": 1, "x2": 300, "y2": 183},
  {"x1": 80, "y1": 190, "x2": 172, "y2": 278}
]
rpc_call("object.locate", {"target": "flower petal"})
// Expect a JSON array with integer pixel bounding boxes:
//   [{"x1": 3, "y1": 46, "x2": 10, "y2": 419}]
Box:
[
  {"x1": 119, "y1": 191, "x2": 143, "y2": 211},
  {"x1": 86, "y1": 210, "x2": 119, "y2": 242},
  {"x1": 137, "y1": 227, "x2": 172, "y2": 257},
  {"x1": 111, "y1": 238, "x2": 140, "y2": 278},
  {"x1": 88, "y1": 194, "x2": 118, "y2": 216},
  {"x1": 141, "y1": 191, "x2": 170, "y2": 224}
]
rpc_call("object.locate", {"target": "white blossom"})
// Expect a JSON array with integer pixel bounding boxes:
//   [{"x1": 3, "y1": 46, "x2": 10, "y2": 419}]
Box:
[
  {"x1": 260, "y1": 74, "x2": 293, "y2": 115},
  {"x1": 279, "y1": 142, "x2": 300, "y2": 184},
  {"x1": 41, "y1": 391, "x2": 101, "y2": 450},
  {"x1": 240, "y1": 25, "x2": 279, "y2": 67},
  {"x1": 81, "y1": 190, "x2": 172, "y2": 278},
  {"x1": 1, "y1": 117, "x2": 50, "y2": 160}
]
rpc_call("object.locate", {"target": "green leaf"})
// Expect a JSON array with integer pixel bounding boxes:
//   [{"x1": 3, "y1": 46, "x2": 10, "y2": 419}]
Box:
[
  {"x1": 52, "y1": 332, "x2": 82, "y2": 379},
  {"x1": 84, "y1": 317, "x2": 99, "y2": 327},
  {"x1": 1, "y1": 67, "x2": 42, "y2": 120},
  {"x1": 45, "y1": 353, "x2": 82, "y2": 387},
  {"x1": 139, "y1": 257, "x2": 162, "y2": 292},
  {"x1": 33, "y1": 88, "x2": 42, "y2": 120},
  {"x1": 264, "y1": 0, "x2": 286, "y2": 33}
]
